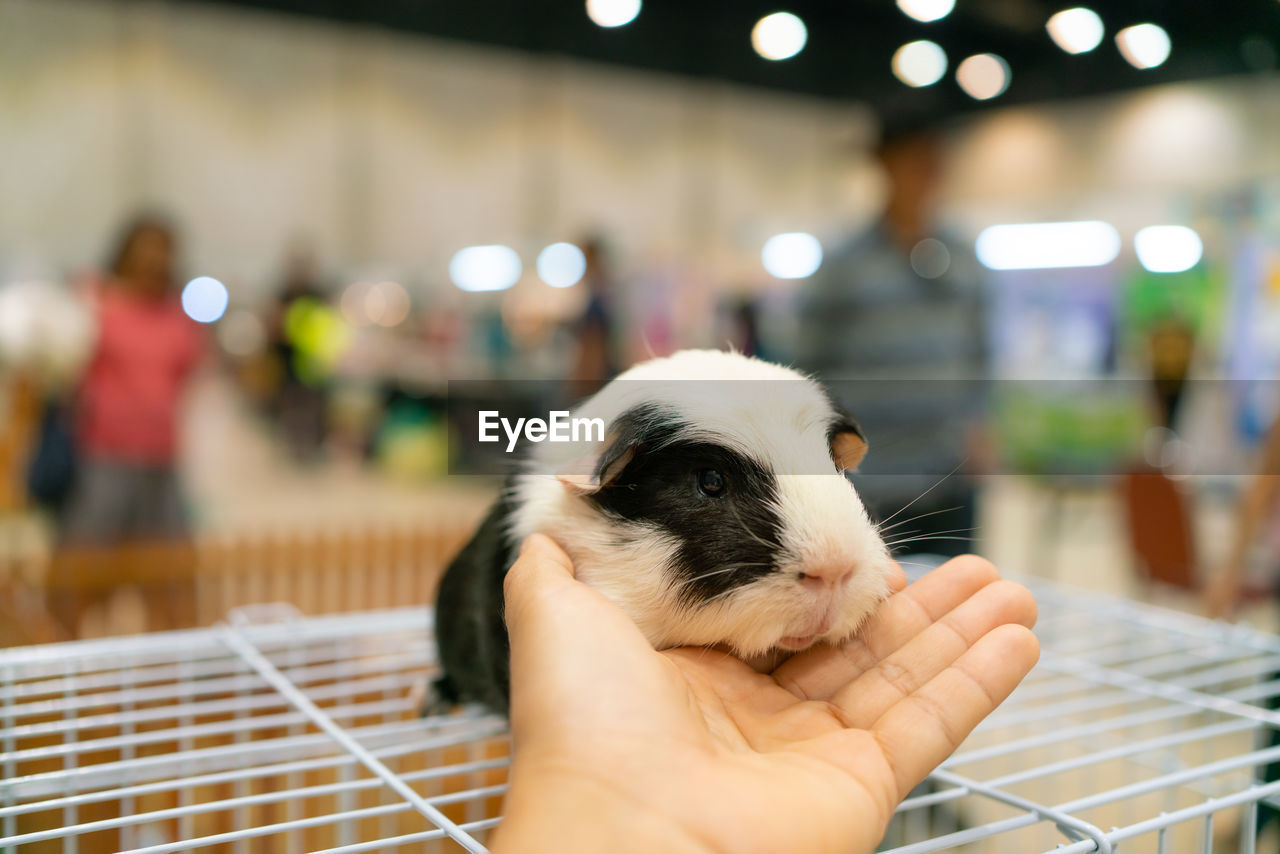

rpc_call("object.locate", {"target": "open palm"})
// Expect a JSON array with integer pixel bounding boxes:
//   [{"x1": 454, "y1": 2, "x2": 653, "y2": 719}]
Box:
[{"x1": 497, "y1": 535, "x2": 1039, "y2": 854}]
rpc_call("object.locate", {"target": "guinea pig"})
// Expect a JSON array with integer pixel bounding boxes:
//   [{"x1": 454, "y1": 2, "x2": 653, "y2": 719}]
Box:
[{"x1": 430, "y1": 349, "x2": 895, "y2": 713}]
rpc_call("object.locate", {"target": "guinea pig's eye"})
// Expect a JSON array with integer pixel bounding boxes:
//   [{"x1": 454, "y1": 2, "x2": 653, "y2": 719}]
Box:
[{"x1": 696, "y1": 468, "x2": 725, "y2": 497}]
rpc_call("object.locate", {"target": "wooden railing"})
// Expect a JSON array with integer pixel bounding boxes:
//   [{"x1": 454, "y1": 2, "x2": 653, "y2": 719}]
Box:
[{"x1": 0, "y1": 519, "x2": 481, "y2": 646}]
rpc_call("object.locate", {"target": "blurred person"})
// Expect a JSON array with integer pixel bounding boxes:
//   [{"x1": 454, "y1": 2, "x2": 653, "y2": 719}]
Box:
[
  {"x1": 1206, "y1": 411, "x2": 1280, "y2": 835},
  {"x1": 796, "y1": 118, "x2": 990, "y2": 556},
  {"x1": 1207, "y1": 413, "x2": 1280, "y2": 618},
  {"x1": 724, "y1": 294, "x2": 765, "y2": 359},
  {"x1": 269, "y1": 245, "x2": 330, "y2": 462},
  {"x1": 568, "y1": 236, "x2": 622, "y2": 396},
  {"x1": 1146, "y1": 316, "x2": 1197, "y2": 431},
  {"x1": 59, "y1": 215, "x2": 203, "y2": 545}
]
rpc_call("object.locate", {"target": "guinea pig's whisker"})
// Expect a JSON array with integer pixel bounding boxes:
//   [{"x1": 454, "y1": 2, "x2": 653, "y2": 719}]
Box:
[
  {"x1": 876, "y1": 462, "x2": 966, "y2": 528},
  {"x1": 882, "y1": 526, "x2": 977, "y2": 548},
  {"x1": 886, "y1": 535, "x2": 978, "y2": 553},
  {"x1": 882, "y1": 525, "x2": 977, "y2": 544},
  {"x1": 722, "y1": 499, "x2": 781, "y2": 554},
  {"x1": 672, "y1": 561, "x2": 774, "y2": 591},
  {"x1": 877, "y1": 505, "x2": 963, "y2": 534},
  {"x1": 894, "y1": 560, "x2": 939, "y2": 570}
]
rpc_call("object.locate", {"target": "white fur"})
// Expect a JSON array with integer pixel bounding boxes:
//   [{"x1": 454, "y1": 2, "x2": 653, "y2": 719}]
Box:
[{"x1": 509, "y1": 350, "x2": 894, "y2": 659}]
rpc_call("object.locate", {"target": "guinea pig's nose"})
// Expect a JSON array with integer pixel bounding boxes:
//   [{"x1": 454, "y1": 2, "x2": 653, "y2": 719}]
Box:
[{"x1": 796, "y1": 565, "x2": 853, "y2": 591}]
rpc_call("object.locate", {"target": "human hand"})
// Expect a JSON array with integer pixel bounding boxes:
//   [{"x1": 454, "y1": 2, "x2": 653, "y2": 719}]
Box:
[{"x1": 493, "y1": 535, "x2": 1039, "y2": 854}]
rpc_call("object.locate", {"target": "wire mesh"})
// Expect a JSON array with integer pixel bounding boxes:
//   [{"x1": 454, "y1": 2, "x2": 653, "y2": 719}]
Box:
[{"x1": 2, "y1": 575, "x2": 1278, "y2": 852}]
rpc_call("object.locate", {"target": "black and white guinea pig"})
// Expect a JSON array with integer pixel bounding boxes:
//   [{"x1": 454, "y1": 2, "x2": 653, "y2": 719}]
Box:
[{"x1": 431, "y1": 349, "x2": 895, "y2": 713}]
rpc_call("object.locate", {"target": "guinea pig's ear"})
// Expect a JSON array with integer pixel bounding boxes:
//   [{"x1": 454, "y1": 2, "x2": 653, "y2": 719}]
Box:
[
  {"x1": 555, "y1": 432, "x2": 637, "y2": 494},
  {"x1": 828, "y1": 412, "x2": 868, "y2": 472}
]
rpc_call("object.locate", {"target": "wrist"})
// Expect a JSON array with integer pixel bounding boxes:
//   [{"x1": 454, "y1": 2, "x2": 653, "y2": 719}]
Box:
[{"x1": 493, "y1": 759, "x2": 717, "y2": 854}]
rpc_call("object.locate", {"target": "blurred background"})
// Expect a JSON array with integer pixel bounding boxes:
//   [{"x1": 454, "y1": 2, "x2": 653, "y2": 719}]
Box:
[{"x1": 2, "y1": 0, "x2": 1280, "y2": 644}]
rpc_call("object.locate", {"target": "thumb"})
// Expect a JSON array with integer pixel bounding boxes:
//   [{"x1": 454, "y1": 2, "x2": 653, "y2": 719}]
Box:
[
  {"x1": 503, "y1": 533, "x2": 657, "y2": 695},
  {"x1": 502, "y1": 534, "x2": 579, "y2": 634}
]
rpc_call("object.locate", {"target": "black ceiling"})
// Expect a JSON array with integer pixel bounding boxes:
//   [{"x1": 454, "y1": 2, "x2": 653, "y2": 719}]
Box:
[{"x1": 177, "y1": 0, "x2": 1279, "y2": 117}]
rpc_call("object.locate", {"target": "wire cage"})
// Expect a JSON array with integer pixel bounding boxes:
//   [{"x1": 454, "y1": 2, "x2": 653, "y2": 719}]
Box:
[{"x1": 3, "y1": 575, "x2": 1280, "y2": 853}]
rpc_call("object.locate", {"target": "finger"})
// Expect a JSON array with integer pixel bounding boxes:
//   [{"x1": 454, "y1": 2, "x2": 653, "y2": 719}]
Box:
[
  {"x1": 774, "y1": 555, "x2": 1002, "y2": 701},
  {"x1": 886, "y1": 561, "x2": 908, "y2": 594},
  {"x1": 872, "y1": 623, "x2": 1040, "y2": 800},
  {"x1": 830, "y1": 580, "x2": 1037, "y2": 727}
]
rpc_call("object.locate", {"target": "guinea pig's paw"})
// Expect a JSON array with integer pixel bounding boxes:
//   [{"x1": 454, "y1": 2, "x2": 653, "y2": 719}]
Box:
[{"x1": 418, "y1": 677, "x2": 460, "y2": 719}]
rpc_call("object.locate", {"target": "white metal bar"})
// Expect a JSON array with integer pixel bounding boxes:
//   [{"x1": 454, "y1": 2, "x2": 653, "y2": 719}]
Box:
[
  {"x1": 0, "y1": 764, "x2": 508, "y2": 847},
  {"x1": 1038, "y1": 651, "x2": 1280, "y2": 727},
  {"x1": 117, "y1": 784, "x2": 506, "y2": 854},
  {"x1": 1, "y1": 694, "x2": 419, "y2": 763},
  {"x1": 217, "y1": 623, "x2": 491, "y2": 854},
  {"x1": 0, "y1": 722, "x2": 506, "y2": 819},
  {"x1": 0, "y1": 607, "x2": 431, "y2": 671},
  {"x1": 981, "y1": 656, "x2": 1280, "y2": 730},
  {"x1": 3, "y1": 640, "x2": 429, "y2": 710},
  {"x1": 307, "y1": 818, "x2": 504, "y2": 854},
  {"x1": 899, "y1": 718, "x2": 1260, "y2": 814},
  {"x1": 5, "y1": 668, "x2": 426, "y2": 739},
  {"x1": 930, "y1": 767, "x2": 1113, "y2": 853},
  {"x1": 947, "y1": 676, "x2": 1276, "y2": 767},
  {"x1": 3, "y1": 573, "x2": 1276, "y2": 854},
  {"x1": 1043, "y1": 781, "x2": 1280, "y2": 854},
  {"x1": 2, "y1": 716, "x2": 497, "y2": 801}
]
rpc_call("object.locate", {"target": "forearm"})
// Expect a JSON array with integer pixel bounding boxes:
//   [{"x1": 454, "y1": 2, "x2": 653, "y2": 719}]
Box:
[
  {"x1": 1216, "y1": 418, "x2": 1280, "y2": 587},
  {"x1": 1221, "y1": 476, "x2": 1280, "y2": 574}
]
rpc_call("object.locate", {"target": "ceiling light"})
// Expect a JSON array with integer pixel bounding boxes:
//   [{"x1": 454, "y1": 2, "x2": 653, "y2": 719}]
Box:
[
  {"x1": 956, "y1": 53, "x2": 1011, "y2": 100},
  {"x1": 586, "y1": 0, "x2": 641, "y2": 28},
  {"x1": 762, "y1": 233, "x2": 823, "y2": 279},
  {"x1": 892, "y1": 40, "x2": 948, "y2": 87},
  {"x1": 537, "y1": 242, "x2": 588, "y2": 288},
  {"x1": 1116, "y1": 23, "x2": 1171, "y2": 69},
  {"x1": 1046, "y1": 8, "x2": 1105, "y2": 54},
  {"x1": 181, "y1": 276, "x2": 229, "y2": 323},
  {"x1": 752, "y1": 12, "x2": 807, "y2": 61},
  {"x1": 1134, "y1": 226, "x2": 1202, "y2": 273},
  {"x1": 896, "y1": 0, "x2": 955, "y2": 23},
  {"x1": 975, "y1": 221, "x2": 1120, "y2": 270},
  {"x1": 450, "y1": 246, "x2": 523, "y2": 292}
]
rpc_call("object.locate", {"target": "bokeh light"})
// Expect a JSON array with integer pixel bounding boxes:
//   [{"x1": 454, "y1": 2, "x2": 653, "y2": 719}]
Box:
[
  {"x1": 181, "y1": 276, "x2": 229, "y2": 324},
  {"x1": 910, "y1": 238, "x2": 951, "y2": 279},
  {"x1": 896, "y1": 0, "x2": 955, "y2": 24},
  {"x1": 217, "y1": 309, "x2": 265, "y2": 357},
  {"x1": 1134, "y1": 225, "x2": 1203, "y2": 273},
  {"x1": 367, "y1": 281, "x2": 411, "y2": 327},
  {"x1": 586, "y1": 0, "x2": 641, "y2": 28},
  {"x1": 450, "y1": 245, "x2": 523, "y2": 292},
  {"x1": 892, "y1": 40, "x2": 948, "y2": 87},
  {"x1": 284, "y1": 297, "x2": 350, "y2": 384},
  {"x1": 1116, "y1": 23, "x2": 1171, "y2": 69},
  {"x1": 956, "y1": 53, "x2": 1011, "y2": 100},
  {"x1": 537, "y1": 242, "x2": 588, "y2": 288},
  {"x1": 1046, "y1": 8, "x2": 1105, "y2": 54},
  {"x1": 762, "y1": 232, "x2": 823, "y2": 279},
  {"x1": 752, "y1": 12, "x2": 807, "y2": 61},
  {"x1": 976, "y1": 221, "x2": 1121, "y2": 270},
  {"x1": 340, "y1": 281, "x2": 372, "y2": 327}
]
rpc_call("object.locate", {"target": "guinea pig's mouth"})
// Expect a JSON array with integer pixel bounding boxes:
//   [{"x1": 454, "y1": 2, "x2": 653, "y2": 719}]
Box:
[
  {"x1": 777, "y1": 613, "x2": 833, "y2": 651},
  {"x1": 777, "y1": 633, "x2": 820, "y2": 651}
]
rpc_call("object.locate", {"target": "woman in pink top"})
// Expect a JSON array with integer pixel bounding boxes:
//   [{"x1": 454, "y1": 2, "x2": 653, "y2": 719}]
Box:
[{"x1": 60, "y1": 216, "x2": 203, "y2": 544}]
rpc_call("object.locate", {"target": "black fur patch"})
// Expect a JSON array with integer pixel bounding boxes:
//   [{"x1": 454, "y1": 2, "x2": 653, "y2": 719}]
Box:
[
  {"x1": 431, "y1": 488, "x2": 518, "y2": 712},
  {"x1": 589, "y1": 406, "x2": 786, "y2": 605}
]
